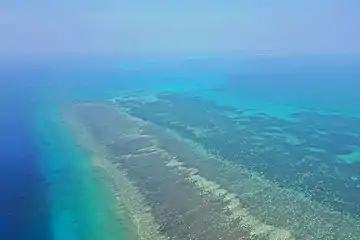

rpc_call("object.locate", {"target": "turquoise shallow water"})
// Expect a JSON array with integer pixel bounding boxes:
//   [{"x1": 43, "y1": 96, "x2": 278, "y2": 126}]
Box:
[{"x1": 36, "y1": 101, "x2": 126, "y2": 240}]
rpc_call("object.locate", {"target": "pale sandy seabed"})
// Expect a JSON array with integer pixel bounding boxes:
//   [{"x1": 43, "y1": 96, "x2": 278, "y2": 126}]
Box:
[{"x1": 63, "y1": 101, "x2": 360, "y2": 240}]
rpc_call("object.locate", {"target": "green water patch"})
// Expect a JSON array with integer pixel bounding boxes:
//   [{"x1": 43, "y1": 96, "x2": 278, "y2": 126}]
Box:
[
  {"x1": 337, "y1": 148, "x2": 360, "y2": 164},
  {"x1": 36, "y1": 105, "x2": 125, "y2": 240}
]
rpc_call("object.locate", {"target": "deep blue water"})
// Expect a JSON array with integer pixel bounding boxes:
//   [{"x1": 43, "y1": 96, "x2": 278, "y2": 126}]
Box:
[{"x1": 0, "y1": 69, "x2": 51, "y2": 239}]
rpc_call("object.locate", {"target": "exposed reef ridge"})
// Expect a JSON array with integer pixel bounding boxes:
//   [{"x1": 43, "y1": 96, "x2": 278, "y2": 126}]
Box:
[{"x1": 64, "y1": 102, "x2": 360, "y2": 240}]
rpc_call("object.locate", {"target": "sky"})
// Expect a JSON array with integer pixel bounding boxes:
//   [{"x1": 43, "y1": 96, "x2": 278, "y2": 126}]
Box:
[{"x1": 0, "y1": 1, "x2": 360, "y2": 57}]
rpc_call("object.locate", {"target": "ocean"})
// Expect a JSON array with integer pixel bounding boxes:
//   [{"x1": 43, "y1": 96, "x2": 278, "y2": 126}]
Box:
[
  {"x1": 0, "y1": 67, "x2": 50, "y2": 239},
  {"x1": 0, "y1": 56, "x2": 359, "y2": 239}
]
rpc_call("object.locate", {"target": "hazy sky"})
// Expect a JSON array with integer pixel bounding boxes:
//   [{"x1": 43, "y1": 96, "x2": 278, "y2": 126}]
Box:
[{"x1": 1, "y1": 1, "x2": 359, "y2": 57}]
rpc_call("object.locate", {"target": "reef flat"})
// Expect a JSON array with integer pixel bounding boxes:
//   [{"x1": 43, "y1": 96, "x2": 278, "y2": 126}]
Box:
[
  {"x1": 114, "y1": 91, "x2": 360, "y2": 217},
  {"x1": 64, "y1": 100, "x2": 360, "y2": 240}
]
